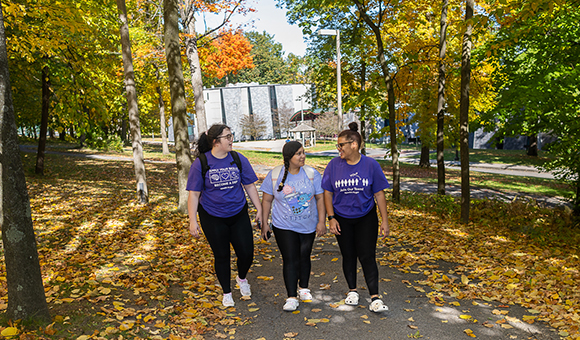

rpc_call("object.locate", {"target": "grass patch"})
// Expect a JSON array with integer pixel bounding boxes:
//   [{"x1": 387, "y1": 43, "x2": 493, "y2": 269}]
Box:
[{"x1": 405, "y1": 147, "x2": 553, "y2": 167}]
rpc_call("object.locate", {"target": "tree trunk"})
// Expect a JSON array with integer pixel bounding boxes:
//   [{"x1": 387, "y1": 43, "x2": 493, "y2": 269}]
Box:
[
  {"x1": 527, "y1": 134, "x2": 538, "y2": 156},
  {"x1": 575, "y1": 178, "x2": 580, "y2": 217},
  {"x1": 180, "y1": 0, "x2": 207, "y2": 135},
  {"x1": 35, "y1": 65, "x2": 50, "y2": 175},
  {"x1": 117, "y1": 0, "x2": 149, "y2": 204},
  {"x1": 59, "y1": 127, "x2": 66, "y2": 141},
  {"x1": 387, "y1": 78, "x2": 400, "y2": 203},
  {"x1": 460, "y1": 0, "x2": 474, "y2": 224},
  {"x1": 157, "y1": 85, "x2": 170, "y2": 155},
  {"x1": 352, "y1": 0, "x2": 400, "y2": 202},
  {"x1": 165, "y1": 0, "x2": 193, "y2": 213},
  {"x1": 419, "y1": 145, "x2": 431, "y2": 168},
  {"x1": 0, "y1": 9, "x2": 51, "y2": 322},
  {"x1": 436, "y1": 0, "x2": 448, "y2": 195}
]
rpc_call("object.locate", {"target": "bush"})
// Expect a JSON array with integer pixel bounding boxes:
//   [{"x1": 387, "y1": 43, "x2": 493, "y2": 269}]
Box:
[{"x1": 85, "y1": 135, "x2": 124, "y2": 152}]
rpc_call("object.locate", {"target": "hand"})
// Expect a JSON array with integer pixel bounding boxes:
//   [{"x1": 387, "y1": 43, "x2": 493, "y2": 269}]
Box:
[
  {"x1": 329, "y1": 219, "x2": 341, "y2": 236},
  {"x1": 379, "y1": 220, "x2": 390, "y2": 239},
  {"x1": 189, "y1": 221, "x2": 202, "y2": 238},
  {"x1": 315, "y1": 221, "x2": 326, "y2": 237},
  {"x1": 255, "y1": 210, "x2": 263, "y2": 229},
  {"x1": 261, "y1": 223, "x2": 272, "y2": 241}
]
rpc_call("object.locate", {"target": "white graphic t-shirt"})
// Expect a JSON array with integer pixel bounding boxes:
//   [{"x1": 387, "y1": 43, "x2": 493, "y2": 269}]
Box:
[{"x1": 260, "y1": 167, "x2": 323, "y2": 234}]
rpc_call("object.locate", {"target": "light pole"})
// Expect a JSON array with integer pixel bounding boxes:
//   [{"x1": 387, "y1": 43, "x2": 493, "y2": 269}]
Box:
[{"x1": 317, "y1": 29, "x2": 342, "y2": 132}]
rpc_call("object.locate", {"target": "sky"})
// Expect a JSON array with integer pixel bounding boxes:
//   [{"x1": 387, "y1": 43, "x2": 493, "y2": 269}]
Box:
[{"x1": 195, "y1": 0, "x2": 308, "y2": 57}]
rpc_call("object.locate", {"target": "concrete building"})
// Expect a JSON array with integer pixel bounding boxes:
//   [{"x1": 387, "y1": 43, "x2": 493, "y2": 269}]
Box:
[{"x1": 168, "y1": 83, "x2": 312, "y2": 142}]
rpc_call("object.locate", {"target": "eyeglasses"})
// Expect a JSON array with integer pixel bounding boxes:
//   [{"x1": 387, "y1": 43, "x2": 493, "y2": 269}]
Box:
[
  {"x1": 217, "y1": 134, "x2": 233, "y2": 141},
  {"x1": 336, "y1": 141, "x2": 353, "y2": 149}
]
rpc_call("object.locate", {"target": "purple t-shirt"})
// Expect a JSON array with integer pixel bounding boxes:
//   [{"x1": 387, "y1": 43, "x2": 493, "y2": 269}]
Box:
[
  {"x1": 321, "y1": 155, "x2": 390, "y2": 218},
  {"x1": 186, "y1": 151, "x2": 258, "y2": 218}
]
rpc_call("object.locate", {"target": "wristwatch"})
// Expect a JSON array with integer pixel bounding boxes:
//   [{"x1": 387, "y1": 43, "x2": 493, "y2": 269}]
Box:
[{"x1": 327, "y1": 215, "x2": 335, "y2": 221}]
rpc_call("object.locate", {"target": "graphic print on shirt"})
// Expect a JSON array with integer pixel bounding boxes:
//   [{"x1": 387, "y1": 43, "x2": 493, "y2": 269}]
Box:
[
  {"x1": 208, "y1": 166, "x2": 239, "y2": 190},
  {"x1": 334, "y1": 172, "x2": 369, "y2": 194},
  {"x1": 282, "y1": 183, "x2": 313, "y2": 216}
]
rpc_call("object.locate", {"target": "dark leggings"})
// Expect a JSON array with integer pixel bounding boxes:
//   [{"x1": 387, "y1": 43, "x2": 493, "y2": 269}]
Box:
[
  {"x1": 272, "y1": 226, "x2": 316, "y2": 298},
  {"x1": 198, "y1": 203, "x2": 254, "y2": 294},
  {"x1": 335, "y1": 207, "x2": 379, "y2": 296}
]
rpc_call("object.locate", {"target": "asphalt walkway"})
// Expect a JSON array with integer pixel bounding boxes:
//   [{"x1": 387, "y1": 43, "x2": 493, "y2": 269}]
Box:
[{"x1": 220, "y1": 235, "x2": 558, "y2": 340}]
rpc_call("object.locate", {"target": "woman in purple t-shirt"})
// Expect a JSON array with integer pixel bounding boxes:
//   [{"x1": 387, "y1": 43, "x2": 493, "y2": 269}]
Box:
[
  {"x1": 321, "y1": 122, "x2": 390, "y2": 313},
  {"x1": 186, "y1": 124, "x2": 262, "y2": 308}
]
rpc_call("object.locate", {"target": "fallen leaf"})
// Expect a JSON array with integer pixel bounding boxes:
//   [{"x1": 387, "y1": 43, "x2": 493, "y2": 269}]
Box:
[{"x1": 1, "y1": 327, "x2": 18, "y2": 337}]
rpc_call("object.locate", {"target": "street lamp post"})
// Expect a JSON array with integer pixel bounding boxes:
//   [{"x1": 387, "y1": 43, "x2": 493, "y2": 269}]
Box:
[{"x1": 317, "y1": 29, "x2": 342, "y2": 132}]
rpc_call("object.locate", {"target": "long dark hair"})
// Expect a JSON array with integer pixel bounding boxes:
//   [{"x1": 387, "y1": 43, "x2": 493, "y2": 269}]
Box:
[
  {"x1": 277, "y1": 141, "x2": 303, "y2": 192},
  {"x1": 338, "y1": 122, "x2": 362, "y2": 149},
  {"x1": 194, "y1": 124, "x2": 230, "y2": 157}
]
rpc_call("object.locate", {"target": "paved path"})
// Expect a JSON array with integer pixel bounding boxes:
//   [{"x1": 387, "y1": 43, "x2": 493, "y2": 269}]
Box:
[{"x1": 217, "y1": 236, "x2": 557, "y2": 340}]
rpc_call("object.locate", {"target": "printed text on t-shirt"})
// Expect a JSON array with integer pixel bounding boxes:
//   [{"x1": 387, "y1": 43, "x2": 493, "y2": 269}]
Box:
[
  {"x1": 208, "y1": 167, "x2": 240, "y2": 190},
  {"x1": 334, "y1": 172, "x2": 369, "y2": 194}
]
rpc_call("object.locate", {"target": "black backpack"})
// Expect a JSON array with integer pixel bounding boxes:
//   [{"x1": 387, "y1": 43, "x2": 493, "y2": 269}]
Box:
[{"x1": 198, "y1": 151, "x2": 242, "y2": 184}]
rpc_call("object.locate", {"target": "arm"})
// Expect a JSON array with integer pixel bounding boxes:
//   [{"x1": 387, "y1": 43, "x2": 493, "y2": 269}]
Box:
[
  {"x1": 244, "y1": 183, "x2": 263, "y2": 227},
  {"x1": 187, "y1": 191, "x2": 202, "y2": 238},
  {"x1": 324, "y1": 190, "x2": 340, "y2": 235},
  {"x1": 261, "y1": 193, "x2": 274, "y2": 240},
  {"x1": 374, "y1": 190, "x2": 390, "y2": 239},
  {"x1": 315, "y1": 193, "x2": 326, "y2": 237}
]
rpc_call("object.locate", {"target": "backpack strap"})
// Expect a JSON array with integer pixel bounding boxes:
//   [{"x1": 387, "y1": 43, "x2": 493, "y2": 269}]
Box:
[
  {"x1": 199, "y1": 153, "x2": 210, "y2": 179},
  {"x1": 271, "y1": 165, "x2": 316, "y2": 193},
  {"x1": 303, "y1": 165, "x2": 316, "y2": 183},
  {"x1": 230, "y1": 150, "x2": 243, "y2": 173},
  {"x1": 271, "y1": 165, "x2": 284, "y2": 193}
]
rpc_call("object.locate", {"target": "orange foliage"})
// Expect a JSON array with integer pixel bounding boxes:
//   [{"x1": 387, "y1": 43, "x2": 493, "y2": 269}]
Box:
[{"x1": 203, "y1": 30, "x2": 254, "y2": 79}]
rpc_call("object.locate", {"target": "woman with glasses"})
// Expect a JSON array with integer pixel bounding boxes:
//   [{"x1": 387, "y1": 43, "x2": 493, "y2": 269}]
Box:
[
  {"x1": 260, "y1": 141, "x2": 326, "y2": 311},
  {"x1": 321, "y1": 122, "x2": 390, "y2": 313},
  {"x1": 186, "y1": 124, "x2": 262, "y2": 307}
]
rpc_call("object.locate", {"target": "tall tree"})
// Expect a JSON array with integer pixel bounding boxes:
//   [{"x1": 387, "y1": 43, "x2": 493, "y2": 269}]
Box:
[
  {"x1": 35, "y1": 64, "x2": 50, "y2": 175},
  {"x1": 117, "y1": 0, "x2": 148, "y2": 203},
  {"x1": 202, "y1": 29, "x2": 254, "y2": 86},
  {"x1": 460, "y1": 0, "x2": 474, "y2": 223},
  {"x1": 164, "y1": 0, "x2": 193, "y2": 213},
  {"x1": 179, "y1": 0, "x2": 252, "y2": 135},
  {"x1": 481, "y1": 0, "x2": 580, "y2": 215},
  {"x1": 352, "y1": 0, "x2": 401, "y2": 202},
  {"x1": 226, "y1": 31, "x2": 290, "y2": 86},
  {"x1": 0, "y1": 6, "x2": 50, "y2": 322},
  {"x1": 437, "y1": 0, "x2": 449, "y2": 194}
]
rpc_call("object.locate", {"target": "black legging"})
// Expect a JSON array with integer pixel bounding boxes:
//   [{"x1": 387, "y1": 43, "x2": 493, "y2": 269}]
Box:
[
  {"x1": 272, "y1": 226, "x2": 316, "y2": 298},
  {"x1": 334, "y1": 207, "x2": 379, "y2": 296},
  {"x1": 198, "y1": 203, "x2": 254, "y2": 294}
]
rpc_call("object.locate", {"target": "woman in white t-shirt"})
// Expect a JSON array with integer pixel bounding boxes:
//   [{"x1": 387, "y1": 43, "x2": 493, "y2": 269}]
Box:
[{"x1": 260, "y1": 141, "x2": 326, "y2": 311}]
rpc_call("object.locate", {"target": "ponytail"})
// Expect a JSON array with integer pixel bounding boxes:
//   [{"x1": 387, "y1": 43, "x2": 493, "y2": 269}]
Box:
[{"x1": 194, "y1": 124, "x2": 230, "y2": 157}]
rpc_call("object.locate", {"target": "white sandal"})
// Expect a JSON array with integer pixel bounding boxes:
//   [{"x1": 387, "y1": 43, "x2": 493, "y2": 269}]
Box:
[
  {"x1": 369, "y1": 299, "x2": 389, "y2": 312},
  {"x1": 344, "y1": 291, "x2": 359, "y2": 305}
]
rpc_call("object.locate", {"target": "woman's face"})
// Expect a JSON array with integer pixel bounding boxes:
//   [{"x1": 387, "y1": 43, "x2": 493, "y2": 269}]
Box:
[
  {"x1": 289, "y1": 147, "x2": 306, "y2": 168},
  {"x1": 214, "y1": 128, "x2": 233, "y2": 152},
  {"x1": 336, "y1": 136, "x2": 357, "y2": 159}
]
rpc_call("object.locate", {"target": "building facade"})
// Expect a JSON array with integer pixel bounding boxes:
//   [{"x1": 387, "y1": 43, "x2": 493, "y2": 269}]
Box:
[{"x1": 168, "y1": 83, "x2": 312, "y2": 142}]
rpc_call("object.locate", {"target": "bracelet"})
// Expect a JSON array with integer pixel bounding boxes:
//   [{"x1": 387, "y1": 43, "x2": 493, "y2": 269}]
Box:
[{"x1": 327, "y1": 215, "x2": 335, "y2": 221}]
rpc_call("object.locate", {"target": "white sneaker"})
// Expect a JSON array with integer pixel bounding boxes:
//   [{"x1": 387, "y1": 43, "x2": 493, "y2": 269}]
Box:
[
  {"x1": 283, "y1": 297, "x2": 299, "y2": 311},
  {"x1": 345, "y1": 291, "x2": 359, "y2": 305},
  {"x1": 369, "y1": 299, "x2": 389, "y2": 312},
  {"x1": 222, "y1": 293, "x2": 234, "y2": 307},
  {"x1": 236, "y1": 276, "x2": 251, "y2": 297},
  {"x1": 298, "y1": 288, "x2": 312, "y2": 301}
]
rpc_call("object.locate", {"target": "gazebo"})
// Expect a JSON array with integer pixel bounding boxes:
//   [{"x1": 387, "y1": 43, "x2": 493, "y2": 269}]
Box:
[{"x1": 289, "y1": 123, "x2": 317, "y2": 147}]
